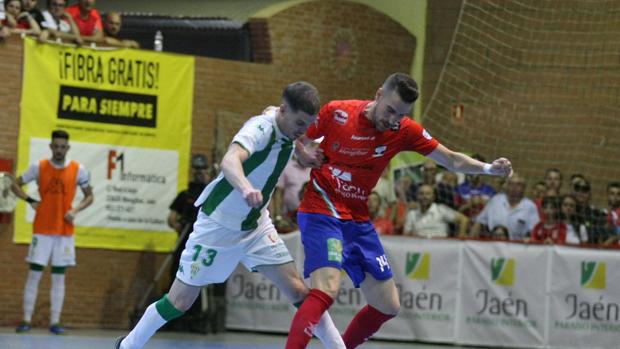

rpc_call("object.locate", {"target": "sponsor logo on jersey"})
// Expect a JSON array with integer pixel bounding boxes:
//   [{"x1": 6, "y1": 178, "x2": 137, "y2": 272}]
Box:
[
  {"x1": 351, "y1": 135, "x2": 375, "y2": 141},
  {"x1": 329, "y1": 166, "x2": 352, "y2": 181},
  {"x1": 422, "y1": 129, "x2": 433, "y2": 140},
  {"x1": 338, "y1": 147, "x2": 369, "y2": 157},
  {"x1": 373, "y1": 145, "x2": 387, "y2": 157},
  {"x1": 333, "y1": 109, "x2": 348, "y2": 125},
  {"x1": 329, "y1": 166, "x2": 367, "y2": 200}
]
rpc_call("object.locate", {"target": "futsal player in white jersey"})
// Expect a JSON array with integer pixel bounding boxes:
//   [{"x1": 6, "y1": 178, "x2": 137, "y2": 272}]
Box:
[{"x1": 116, "y1": 82, "x2": 345, "y2": 349}]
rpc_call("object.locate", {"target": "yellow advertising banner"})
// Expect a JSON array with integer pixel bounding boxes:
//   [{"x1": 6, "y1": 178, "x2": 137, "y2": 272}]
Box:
[{"x1": 15, "y1": 37, "x2": 195, "y2": 252}]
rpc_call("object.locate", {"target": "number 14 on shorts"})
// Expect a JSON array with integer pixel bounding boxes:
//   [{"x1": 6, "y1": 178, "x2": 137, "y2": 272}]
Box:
[{"x1": 376, "y1": 254, "x2": 390, "y2": 272}]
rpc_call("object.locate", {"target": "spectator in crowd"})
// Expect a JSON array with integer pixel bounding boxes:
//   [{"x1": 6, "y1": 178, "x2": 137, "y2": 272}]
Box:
[
  {"x1": 572, "y1": 178, "x2": 608, "y2": 244},
  {"x1": 435, "y1": 171, "x2": 459, "y2": 209},
  {"x1": 38, "y1": 0, "x2": 82, "y2": 45},
  {"x1": 531, "y1": 181, "x2": 546, "y2": 201},
  {"x1": 471, "y1": 173, "x2": 539, "y2": 241},
  {"x1": 403, "y1": 184, "x2": 469, "y2": 238},
  {"x1": 544, "y1": 168, "x2": 563, "y2": 196},
  {"x1": 102, "y1": 11, "x2": 139, "y2": 48},
  {"x1": 65, "y1": 0, "x2": 102, "y2": 42},
  {"x1": 531, "y1": 196, "x2": 567, "y2": 244},
  {"x1": 21, "y1": 0, "x2": 43, "y2": 26},
  {"x1": 603, "y1": 182, "x2": 620, "y2": 246},
  {"x1": 491, "y1": 225, "x2": 509, "y2": 241},
  {"x1": 167, "y1": 154, "x2": 212, "y2": 285},
  {"x1": 270, "y1": 139, "x2": 320, "y2": 233},
  {"x1": 395, "y1": 174, "x2": 414, "y2": 206},
  {"x1": 456, "y1": 154, "x2": 496, "y2": 220},
  {"x1": 2, "y1": 0, "x2": 40, "y2": 35},
  {"x1": 11, "y1": 130, "x2": 93, "y2": 335},
  {"x1": 373, "y1": 168, "x2": 395, "y2": 207},
  {"x1": 368, "y1": 191, "x2": 394, "y2": 235},
  {"x1": 561, "y1": 194, "x2": 588, "y2": 244},
  {"x1": 374, "y1": 169, "x2": 407, "y2": 234}
]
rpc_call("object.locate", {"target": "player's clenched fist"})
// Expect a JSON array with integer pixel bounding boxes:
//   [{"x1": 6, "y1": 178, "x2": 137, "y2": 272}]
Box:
[{"x1": 242, "y1": 188, "x2": 263, "y2": 208}]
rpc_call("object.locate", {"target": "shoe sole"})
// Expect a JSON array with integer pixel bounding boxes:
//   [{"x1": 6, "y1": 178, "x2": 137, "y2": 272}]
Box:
[{"x1": 114, "y1": 335, "x2": 126, "y2": 349}]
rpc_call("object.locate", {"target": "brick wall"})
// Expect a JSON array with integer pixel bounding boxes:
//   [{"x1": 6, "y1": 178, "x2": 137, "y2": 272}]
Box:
[{"x1": 0, "y1": 0, "x2": 414, "y2": 329}]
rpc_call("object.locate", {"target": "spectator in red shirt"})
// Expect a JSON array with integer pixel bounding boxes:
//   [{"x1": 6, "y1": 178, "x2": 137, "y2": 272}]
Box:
[
  {"x1": 531, "y1": 196, "x2": 567, "y2": 244},
  {"x1": 65, "y1": 0, "x2": 102, "y2": 41},
  {"x1": 2, "y1": 0, "x2": 40, "y2": 35}
]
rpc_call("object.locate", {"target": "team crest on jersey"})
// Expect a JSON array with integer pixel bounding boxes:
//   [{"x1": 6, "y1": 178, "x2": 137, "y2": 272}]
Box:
[
  {"x1": 422, "y1": 129, "x2": 433, "y2": 140},
  {"x1": 333, "y1": 109, "x2": 348, "y2": 125},
  {"x1": 373, "y1": 145, "x2": 387, "y2": 157}
]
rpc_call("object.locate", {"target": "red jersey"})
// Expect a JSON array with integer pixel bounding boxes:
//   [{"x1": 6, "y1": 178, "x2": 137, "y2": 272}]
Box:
[
  {"x1": 299, "y1": 100, "x2": 439, "y2": 221},
  {"x1": 531, "y1": 222, "x2": 567, "y2": 243},
  {"x1": 66, "y1": 5, "x2": 102, "y2": 36}
]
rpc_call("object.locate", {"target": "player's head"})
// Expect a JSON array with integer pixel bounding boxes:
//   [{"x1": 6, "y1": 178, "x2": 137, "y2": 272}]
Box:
[
  {"x1": 50, "y1": 129, "x2": 70, "y2": 162},
  {"x1": 277, "y1": 81, "x2": 320, "y2": 140},
  {"x1": 370, "y1": 73, "x2": 419, "y2": 132}
]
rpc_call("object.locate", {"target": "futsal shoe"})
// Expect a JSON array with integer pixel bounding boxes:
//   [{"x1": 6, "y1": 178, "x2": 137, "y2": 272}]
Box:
[
  {"x1": 15, "y1": 321, "x2": 32, "y2": 333},
  {"x1": 49, "y1": 323, "x2": 66, "y2": 335}
]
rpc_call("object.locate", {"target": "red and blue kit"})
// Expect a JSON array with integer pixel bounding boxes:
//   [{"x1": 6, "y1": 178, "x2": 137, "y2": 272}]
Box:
[
  {"x1": 298, "y1": 100, "x2": 438, "y2": 286},
  {"x1": 299, "y1": 100, "x2": 438, "y2": 221}
]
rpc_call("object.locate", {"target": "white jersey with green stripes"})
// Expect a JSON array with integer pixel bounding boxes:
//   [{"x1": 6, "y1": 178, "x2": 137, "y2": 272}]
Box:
[{"x1": 194, "y1": 109, "x2": 295, "y2": 231}]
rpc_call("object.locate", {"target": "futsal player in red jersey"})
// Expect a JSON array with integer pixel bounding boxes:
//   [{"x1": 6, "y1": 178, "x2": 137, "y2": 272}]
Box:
[{"x1": 286, "y1": 73, "x2": 513, "y2": 348}]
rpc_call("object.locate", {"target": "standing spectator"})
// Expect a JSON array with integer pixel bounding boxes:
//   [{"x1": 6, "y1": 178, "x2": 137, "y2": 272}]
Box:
[
  {"x1": 167, "y1": 154, "x2": 212, "y2": 285},
  {"x1": 471, "y1": 173, "x2": 539, "y2": 241},
  {"x1": 21, "y1": 0, "x2": 43, "y2": 26},
  {"x1": 603, "y1": 182, "x2": 620, "y2": 246},
  {"x1": 403, "y1": 184, "x2": 469, "y2": 238},
  {"x1": 38, "y1": 0, "x2": 82, "y2": 45},
  {"x1": 561, "y1": 194, "x2": 588, "y2": 244},
  {"x1": 65, "y1": 0, "x2": 102, "y2": 42},
  {"x1": 572, "y1": 178, "x2": 608, "y2": 244},
  {"x1": 102, "y1": 11, "x2": 138, "y2": 48},
  {"x1": 531, "y1": 196, "x2": 567, "y2": 244},
  {"x1": 2, "y1": 0, "x2": 40, "y2": 35},
  {"x1": 10, "y1": 130, "x2": 93, "y2": 335}
]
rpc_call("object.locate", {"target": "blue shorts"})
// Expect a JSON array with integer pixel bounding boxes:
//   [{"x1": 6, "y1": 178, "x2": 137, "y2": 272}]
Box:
[{"x1": 297, "y1": 212, "x2": 393, "y2": 287}]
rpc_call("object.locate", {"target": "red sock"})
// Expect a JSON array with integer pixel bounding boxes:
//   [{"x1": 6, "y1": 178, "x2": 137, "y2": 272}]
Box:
[
  {"x1": 342, "y1": 305, "x2": 395, "y2": 348},
  {"x1": 285, "y1": 289, "x2": 334, "y2": 349}
]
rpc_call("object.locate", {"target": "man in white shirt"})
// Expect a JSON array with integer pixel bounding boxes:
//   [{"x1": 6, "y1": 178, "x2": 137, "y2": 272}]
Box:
[{"x1": 471, "y1": 173, "x2": 539, "y2": 241}]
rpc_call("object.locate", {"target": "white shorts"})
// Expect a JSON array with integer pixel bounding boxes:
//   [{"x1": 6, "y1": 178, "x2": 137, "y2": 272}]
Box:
[
  {"x1": 26, "y1": 234, "x2": 76, "y2": 267},
  {"x1": 176, "y1": 211, "x2": 293, "y2": 286}
]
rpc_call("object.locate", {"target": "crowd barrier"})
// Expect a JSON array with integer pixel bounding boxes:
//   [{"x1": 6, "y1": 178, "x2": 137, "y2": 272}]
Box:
[{"x1": 226, "y1": 232, "x2": 619, "y2": 349}]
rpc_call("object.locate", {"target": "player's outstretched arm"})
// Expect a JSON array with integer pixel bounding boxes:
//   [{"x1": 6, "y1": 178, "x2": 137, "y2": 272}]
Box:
[
  {"x1": 221, "y1": 143, "x2": 263, "y2": 208},
  {"x1": 427, "y1": 144, "x2": 513, "y2": 177}
]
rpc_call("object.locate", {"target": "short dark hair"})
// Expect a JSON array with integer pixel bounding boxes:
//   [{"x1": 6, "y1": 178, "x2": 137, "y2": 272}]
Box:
[
  {"x1": 545, "y1": 168, "x2": 562, "y2": 180},
  {"x1": 383, "y1": 73, "x2": 419, "y2": 104},
  {"x1": 541, "y1": 196, "x2": 560, "y2": 209},
  {"x1": 51, "y1": 129, "x2": 69, "y2": 140},
  {"x1": 282, "y1": 81, "x2": 320, "y2": 116},
  {"x1": 608, "y1": 182, "x2": 620, "y2": 191}
]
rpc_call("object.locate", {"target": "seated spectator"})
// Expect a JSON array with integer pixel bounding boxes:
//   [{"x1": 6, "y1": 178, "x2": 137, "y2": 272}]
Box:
[
  {"x1": 572, "y1": 178, "x2": 608, "y2": 244},
  {"x1": 544, "y1": 168, "x2": 563, "y2": 197},
  {"x1": 22, "y1": 0, "x2": 44, "y2": 27},
  {"x1": 471, "y1": 173, "x2": 539, "y2": 241},
  {"x1": 603, "y1": 182, "x2": 620, "y2": 246},
  {"x1": 531, "y1": 181, "x2": 546, "y2": 201},
  {"x1": 531, "y1": 196, "x2": 567, "y2": 244},
  {"x1": 38, "y1": 0, "x2": 82, "y2": 44},
  {"x1": 435, "y1": 171, "x2": 460, "y2": 209},
  {"x1": 491, "y1": 225, "x2": 509, "y2": 241},
  {"x1": 2, "y1": 0, "x2": 40, "y2": 35},
  {"x1": 561, "y1": 194, "x2": 588, "y2": 244},
  {"x1": 403, "y1": 184, "x2": 469, "y2": 238},
  {"x1": 102, "y1": 11, "x2": 138, "y2": 48},
  {"x1": 65, "y1": 0, "x2": 102, "y2": 42},
  {"x1": 368, "y1": 191, "x2": 394, "y2": 235},
  {"x1": 456, "y1": 154, "x2": 496, "y2": 220}
]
